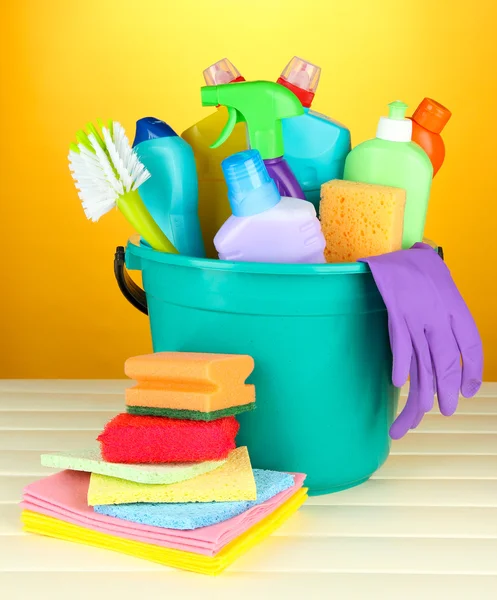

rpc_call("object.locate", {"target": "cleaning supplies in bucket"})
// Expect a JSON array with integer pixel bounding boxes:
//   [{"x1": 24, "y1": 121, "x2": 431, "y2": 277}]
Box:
[
  {"x1": 344, "y1": 101, "x2": 433, "y2": 249},
  {"x1": 132, "y1": 118, "x2": 205, "y2": 257},
  {"x1": 278, "y1": 56, "x2": 351, "y2": 212},
  {"x1": 182, "y1": 59, "x2": 248, "y2": 258},
  {"x1": 359, "y1": 243, "x2": 483, "y2": 439},
  {"x1": 409, "y1": 98, "x2": 452, "y2": 176},
  {"x1": 201, "y1": 80, "x2": 306, "y2": 199},
  {"x1": 68, "y1": 120, "x2": 177, "y2": 254},
  {"x1": 320, "y1": 179, "x2": 406, "y2": 262},
  {"x1": 214, "y1": 149, "x2": 326, "y2": 263},
  {"x1": 121, "y1": 234, "x2": 398, "y2": 494}
]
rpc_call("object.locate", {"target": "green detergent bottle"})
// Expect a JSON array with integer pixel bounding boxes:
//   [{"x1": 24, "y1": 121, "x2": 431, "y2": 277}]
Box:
[{"x1": 344, "y1": 101, "x2": 433, "y2": 248}]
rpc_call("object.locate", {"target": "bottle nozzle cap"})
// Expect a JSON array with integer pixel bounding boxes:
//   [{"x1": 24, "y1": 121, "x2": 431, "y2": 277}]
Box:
[
  {"x1": 133, "y1": 118, "x2": 177, "y2": 147},
  {"x1": 277, "y1": 56, "x2": 320, "y2": 108},
  {"x1": 412, "y1": 98, "x2": 451, "y2": 134},
  {"x1": 203, "y1": 58, "x2": 244, "y2": 86},
  {"x1": 222, "y1": 149, "x2": 280, "y2": 217},
  {"x1": 377, "y1": 100, "x2": 412, "y2": 142},
  {"x1": 388, "y1": 100, "x2": 408, "y2": 120}
]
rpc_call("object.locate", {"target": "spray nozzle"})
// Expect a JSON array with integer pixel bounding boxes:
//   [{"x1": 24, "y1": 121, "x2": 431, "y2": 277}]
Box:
[
  {"x1": 200, "y1": 86, "x2": 245, "y2": 149},
  {"x1": 201, "y1": 81, "x2": 304, "y2": 160}
]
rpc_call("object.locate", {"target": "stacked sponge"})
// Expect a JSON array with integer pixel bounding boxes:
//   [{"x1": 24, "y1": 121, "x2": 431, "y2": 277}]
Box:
[
  {"x1": 125, "y1": 351, "x2": 256, "y2": 420},
  {"x1": 98, "y1": 352, "x2": 255, "y2": 465},
  {"x1": 23, "y1": 351, "x2": 307, "y2": 575}
]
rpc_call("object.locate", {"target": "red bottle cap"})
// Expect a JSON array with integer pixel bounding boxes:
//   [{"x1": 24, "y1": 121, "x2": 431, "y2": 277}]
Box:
[{"x1": 412, "y1": 98, "x2": 451, "y2": 134}]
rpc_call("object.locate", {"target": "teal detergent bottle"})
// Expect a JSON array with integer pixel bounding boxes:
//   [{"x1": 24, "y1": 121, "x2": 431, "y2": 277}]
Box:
[
  {"x1": 344, "y1": 101, "x2": 433, "y2": 249},
  {"x1": 133, "y1": 118, "x2": 205, "y2": 257},
  {"x1": 278, "y1": 57, "x2": 351, "y2": 213}
]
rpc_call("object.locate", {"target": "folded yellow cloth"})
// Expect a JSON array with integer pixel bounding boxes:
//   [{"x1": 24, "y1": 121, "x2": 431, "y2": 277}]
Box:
[
  {"x1": 87, "y1": 446, "x2": 256, "y2": 506},
  {"x1": 22, "y1": 488, "x2": 307, "y2": 576}
]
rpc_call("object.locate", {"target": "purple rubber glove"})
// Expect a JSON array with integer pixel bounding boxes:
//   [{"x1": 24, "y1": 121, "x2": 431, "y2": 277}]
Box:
[{"x1": 359, "y1": 243, "x2": 483, "y2": 439}]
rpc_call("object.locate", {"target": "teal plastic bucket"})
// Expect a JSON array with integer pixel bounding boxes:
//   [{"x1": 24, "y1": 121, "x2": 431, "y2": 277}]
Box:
[{"x1": 123, "y1": 237, "x2": 399, "y2": 495}]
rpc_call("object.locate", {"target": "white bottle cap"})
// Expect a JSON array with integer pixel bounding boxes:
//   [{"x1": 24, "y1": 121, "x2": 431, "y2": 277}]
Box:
[{"x1": 376, "y1": 101, "x2": 412, "y2": 142}]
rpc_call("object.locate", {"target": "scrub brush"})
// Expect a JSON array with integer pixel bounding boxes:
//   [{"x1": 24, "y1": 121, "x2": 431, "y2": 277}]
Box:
[{"x1": 68, "y1": 120, "x2": 177, "y2": 253}]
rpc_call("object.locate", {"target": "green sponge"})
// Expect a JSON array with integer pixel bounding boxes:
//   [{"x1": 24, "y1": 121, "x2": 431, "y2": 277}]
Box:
[
  {"x1": 126, "y1": 402, "x2": 255, "y2": 420},
  {"x1": 40, "y1": 447, "x2": 226, "y2": 485}
]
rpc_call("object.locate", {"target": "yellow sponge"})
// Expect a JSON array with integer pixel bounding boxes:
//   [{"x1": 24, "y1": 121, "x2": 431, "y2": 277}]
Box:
[
  {"x1": 320, "y1": 179, "x2": 406, "y2": 263},
  {"x1": 87, "y1": 446, "x2": 256, "y2": 506}
]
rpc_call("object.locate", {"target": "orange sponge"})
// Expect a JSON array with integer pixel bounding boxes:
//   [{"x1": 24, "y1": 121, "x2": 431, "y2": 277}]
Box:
[
  {"x1": 320, "y1": 179, "x2": 406, "y2": 263},
  {"x1": 125, "y1": 352, "x2": 255, "y2": 421}
]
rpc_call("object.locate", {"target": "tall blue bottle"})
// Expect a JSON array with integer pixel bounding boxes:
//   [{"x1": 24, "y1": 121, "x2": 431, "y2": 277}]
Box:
[
  {"x1": 278, "y1": 57, "x2": 351, "y2": 214},
  {"x1": 133, "y1": 118, "x2": 205, "y2": 257}
]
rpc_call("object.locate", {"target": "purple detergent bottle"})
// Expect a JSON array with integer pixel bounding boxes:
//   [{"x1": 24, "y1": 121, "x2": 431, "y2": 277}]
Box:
[
  {"x1": 214, "y1": 150, "x2": 326, "y2": 263},
  {"x1": 201, "y1": 81, "x2": 306, "y2": 199}
]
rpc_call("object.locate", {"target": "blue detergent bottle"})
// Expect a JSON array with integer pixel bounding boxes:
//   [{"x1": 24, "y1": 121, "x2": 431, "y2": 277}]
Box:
[
  {"x1": 133, "y1": 117, "x2": 205, "y2": 257},
  {"x1": 278, "y1": 57, "x2": 351, "y2": 214}
]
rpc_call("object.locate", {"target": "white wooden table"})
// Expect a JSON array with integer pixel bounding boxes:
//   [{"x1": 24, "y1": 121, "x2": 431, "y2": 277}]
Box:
[{"x1": 1, "y1": 380, "x2": 496, "y2": 599}]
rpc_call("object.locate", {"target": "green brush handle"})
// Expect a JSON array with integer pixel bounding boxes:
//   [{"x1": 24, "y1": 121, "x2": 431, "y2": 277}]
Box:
[{"x1": 117, "y1": 190, "x2": 178, "y2": 254}]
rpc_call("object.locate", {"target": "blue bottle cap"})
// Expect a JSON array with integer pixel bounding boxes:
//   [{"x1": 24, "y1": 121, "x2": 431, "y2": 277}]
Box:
[
  {"x1": 133, "y1": 118, "x2": 177, "y2": 147},
  {"x1": 222, "y1": 149, "x2": 280, "y2": 217}
]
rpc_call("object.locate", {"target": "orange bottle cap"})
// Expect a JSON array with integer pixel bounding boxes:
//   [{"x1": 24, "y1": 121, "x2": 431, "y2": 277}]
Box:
[{"x1": 412, "y1": 98, "x2": 451, "y2": 134}]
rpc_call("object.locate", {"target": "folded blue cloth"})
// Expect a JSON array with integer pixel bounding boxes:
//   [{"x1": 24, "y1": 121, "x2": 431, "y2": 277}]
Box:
[{"x1": 93, "y1": 469, "x2": 294, "y2": 530}]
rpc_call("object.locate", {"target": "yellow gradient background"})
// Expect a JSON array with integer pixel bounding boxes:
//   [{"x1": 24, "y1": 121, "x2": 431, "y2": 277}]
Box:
[{"x1": 2, "y1": 0, "x2": 496, "y2": 378}]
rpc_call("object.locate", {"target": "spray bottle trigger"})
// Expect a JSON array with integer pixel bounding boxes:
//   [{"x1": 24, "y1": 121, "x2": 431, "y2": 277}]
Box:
[{"x1": 210, "y1": 107, "x2": 244, "y2": 149}]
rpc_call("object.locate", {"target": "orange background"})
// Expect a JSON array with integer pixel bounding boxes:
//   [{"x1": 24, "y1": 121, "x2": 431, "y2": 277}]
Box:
[{"x1": 2, "y1": 0, "x2": 496, "y2": 378}]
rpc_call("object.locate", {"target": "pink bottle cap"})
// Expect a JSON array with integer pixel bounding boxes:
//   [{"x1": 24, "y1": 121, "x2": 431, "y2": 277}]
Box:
[
  {"x1": 277, "y1": 57, "x2": 321, "y2": 108},
  {"x1": 203, "y1": 59, "x2": 245, "y2": 86}
]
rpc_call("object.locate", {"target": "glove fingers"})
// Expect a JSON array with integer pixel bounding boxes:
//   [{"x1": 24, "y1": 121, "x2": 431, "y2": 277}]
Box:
[
  {"x1": 390, "y1": 391, "x2": 418, "y2": 439},
  {"x1": 411, "y1": 330, "x2": 435, "y2": 416},
  {"x1": 390, "y1": 354, "x2": 420, "y2": 440},
  {"x1": 388, "y1": 313, "x2": 412, "y2": 388},
  {"x1": 411, "y1": 407, "x2": 425, "y2": 429},
  {"x1": 426, "y1": 326, "x2": 462, "y2": 417},
  {"x1": 408, "y1": 356, "x2": 426, "y2": 430},
  {"x1": 450, "y1": 311, "x2": 483, "y2": 398}
]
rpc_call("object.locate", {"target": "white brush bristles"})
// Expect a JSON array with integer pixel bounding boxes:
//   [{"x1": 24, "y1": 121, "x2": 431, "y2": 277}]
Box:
[{"x1": 68, "y1": 121, "x2": 151, "y2": 222}]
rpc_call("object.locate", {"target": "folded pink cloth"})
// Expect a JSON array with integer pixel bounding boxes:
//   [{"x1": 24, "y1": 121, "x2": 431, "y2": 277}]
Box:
[{"x1": 21, "y1": 470, "x2": 305, "y2": 556}]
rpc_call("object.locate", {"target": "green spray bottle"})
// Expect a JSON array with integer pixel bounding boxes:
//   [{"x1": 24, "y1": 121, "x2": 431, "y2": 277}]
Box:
[
  {"x1": 201, "y1": 81, "x2": 306, "y2": 199},
  {"x1": 344, "y1": 101, "x2": 433, "y2": 248}
]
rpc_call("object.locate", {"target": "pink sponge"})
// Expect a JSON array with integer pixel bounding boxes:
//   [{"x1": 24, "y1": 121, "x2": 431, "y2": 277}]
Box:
[{"x1": 97, "y1": 414, "x2": 239, "y2": 464}]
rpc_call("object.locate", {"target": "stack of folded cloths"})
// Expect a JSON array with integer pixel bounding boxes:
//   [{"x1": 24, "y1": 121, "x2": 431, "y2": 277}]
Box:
[{"x1": 21, "y1": 352, "x2": 307, "y2": 575}]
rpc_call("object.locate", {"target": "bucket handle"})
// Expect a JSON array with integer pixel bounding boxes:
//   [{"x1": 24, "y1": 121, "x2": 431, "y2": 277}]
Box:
[{"x1": 114, "y1": 246, "x2": 148, "y2": 315}]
